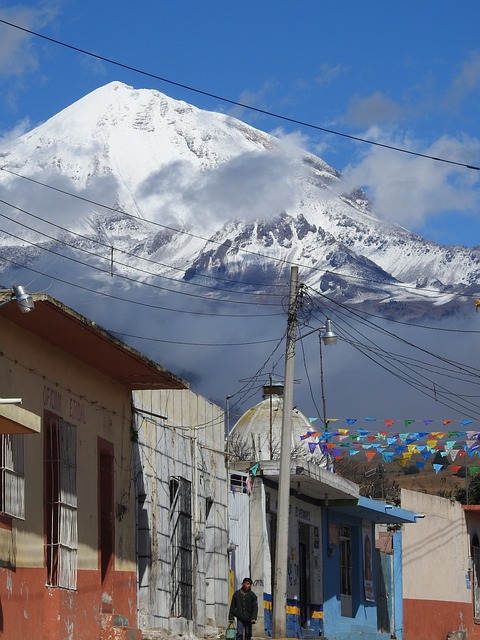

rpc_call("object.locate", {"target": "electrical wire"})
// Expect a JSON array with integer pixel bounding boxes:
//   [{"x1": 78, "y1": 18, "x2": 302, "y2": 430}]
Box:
[
  {"x1": 0, "y1": 200, "x2": 286, "y2": 307},
  {"x1": 0, "y1": 18, "x2": 478, "y2": 171},
  {"x1": 305, "y1": 294, "x2": 480, "y2": 418},
  {"x1": 0, "y1": 167, "x2": 287, "y2": 292},
  {"x1": 2, "y1": 167, "x2": 480, "y2": 304}
]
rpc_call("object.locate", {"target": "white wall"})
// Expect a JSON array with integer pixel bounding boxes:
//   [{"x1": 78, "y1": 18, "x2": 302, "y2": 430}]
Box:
[
  {"x1": 401, "y1": 489, "x2": 470, "y2": 603},
  {"x1": 134, "y1": 389, "x2": 229, "y2": 636}
]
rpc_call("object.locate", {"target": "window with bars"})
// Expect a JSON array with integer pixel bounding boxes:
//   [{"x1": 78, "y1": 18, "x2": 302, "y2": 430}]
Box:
[
  {"x1": 45, "y1": 415, "x2": 78, "y2": 590},
  {"x1": 0, "y1": 434, "x2": 25, "y2": 520},
  {"x1": 169, "y1": 476, "x2": 193, "y2": 619},
  {"x1": 339, "y1": 525, "x2": 353, "y2": 617}
]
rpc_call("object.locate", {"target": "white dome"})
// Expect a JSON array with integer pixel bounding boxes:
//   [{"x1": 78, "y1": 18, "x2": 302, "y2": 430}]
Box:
[{"x1": 228, "y1": 388, "x2": 327, "y2": 466}]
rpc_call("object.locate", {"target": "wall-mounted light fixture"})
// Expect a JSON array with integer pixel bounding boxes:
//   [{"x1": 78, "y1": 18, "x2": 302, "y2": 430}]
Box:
[{"x1": 0, "y1": 285, "x2": 34, "y2": 313}]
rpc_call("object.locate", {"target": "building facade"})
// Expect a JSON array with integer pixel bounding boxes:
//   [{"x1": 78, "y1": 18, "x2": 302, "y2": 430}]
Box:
[
  {"x1": 228, "y1": 384, "x2": 417, "y2": 640},
  {"x1": 132, "y1": 388, "x2": 229, "y2": 638},
  {"x1": 401, "y1": 488, "x2": 480, "y2": 640},
  {"x1": 0, "y1": 291, "x2": 186, "y2": 640}
]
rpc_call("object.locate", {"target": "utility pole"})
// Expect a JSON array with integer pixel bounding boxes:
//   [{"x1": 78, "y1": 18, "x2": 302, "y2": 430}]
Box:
[{"x1": 272, "y1": 266, "x2": 300, "y2": 638}]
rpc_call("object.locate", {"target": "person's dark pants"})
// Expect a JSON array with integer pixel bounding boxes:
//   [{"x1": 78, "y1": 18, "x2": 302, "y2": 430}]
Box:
[{"x1": 235, "y1": 619, "x2": 252, "y2": 640}]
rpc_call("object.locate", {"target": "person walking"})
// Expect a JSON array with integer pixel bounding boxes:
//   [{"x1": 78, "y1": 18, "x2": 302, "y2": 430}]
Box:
[{"x1": 228, "y1": 577, "x2": 258, "y2": 640}]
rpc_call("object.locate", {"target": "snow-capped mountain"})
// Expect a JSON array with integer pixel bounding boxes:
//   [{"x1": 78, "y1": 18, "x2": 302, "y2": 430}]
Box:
[{"x1": 1, "y1": 81, "x2": 479, "y2": 320}]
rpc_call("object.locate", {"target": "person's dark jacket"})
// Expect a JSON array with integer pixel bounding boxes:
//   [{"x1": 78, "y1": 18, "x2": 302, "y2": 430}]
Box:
[{"x1": 229, "y1": 587, "x2": 258, "y2": 623}]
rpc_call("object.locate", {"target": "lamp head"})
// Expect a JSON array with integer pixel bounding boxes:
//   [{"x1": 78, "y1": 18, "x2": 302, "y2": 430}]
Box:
[
  {"x1": 12, "y1": 285, "x2": 34, "y2": 313},
  {"x1": 321, "y1": 318, "x2": 337, "y2": 346}
]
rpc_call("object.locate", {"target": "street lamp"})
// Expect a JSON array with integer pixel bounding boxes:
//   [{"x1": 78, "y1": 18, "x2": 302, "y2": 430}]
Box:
[{"x1": 318, "y1": 319, "x2": 338, "y2": 430}]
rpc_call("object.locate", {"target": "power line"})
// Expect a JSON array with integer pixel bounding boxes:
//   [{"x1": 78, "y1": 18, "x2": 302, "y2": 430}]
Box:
[
  {"x1": 2, "y1": 167, "x2": 480, "y2": 304},
  {"x1": 305, "y1": 294, "x2": 480, "y2": 418},
  {"x1": 0, "y1": 200, "x2": 286, "y2": 308},
  {"x1": 0, "y1": 168, "x2": 286, "y2": 293},
  {"x1": 0, "y1": 18, "x2": 478, "y2": 172}
]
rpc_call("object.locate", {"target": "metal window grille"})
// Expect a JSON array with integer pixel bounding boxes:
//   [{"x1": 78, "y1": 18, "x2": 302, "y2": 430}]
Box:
[
  {"x1": 45, "y1": 418, "x2": 78, "y2": 590},
  {"x1": 0, "y1": 434, "x2": 25, "y2": 519},
  {"x1": 169, "y1": 476, "x2": 193, "y2": 619},
  {"x1": 339, "y1": 525, "x2": 353, "y2": 617}
]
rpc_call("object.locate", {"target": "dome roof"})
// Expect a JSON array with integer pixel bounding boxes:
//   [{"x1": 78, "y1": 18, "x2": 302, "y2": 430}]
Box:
[{"x1": 228, "y1": 384, "x2": 327, "y2": 466}]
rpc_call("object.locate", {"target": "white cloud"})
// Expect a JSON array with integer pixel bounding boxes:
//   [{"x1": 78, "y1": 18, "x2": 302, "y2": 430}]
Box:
[
  {"x1": 0, "y1": 117, "x2": 31, "y2": 144},
  {"x1": 315, "y1": 62, "x2": 345, "y2": 86},
  {"x1": 444, "y1": 51, "x2": 480, "y2": 113},
  {"x1": 0, "y1": 3, "x2": 62, "y2": 77},
  {"x1": 339, "y1": 131, "x2": 480, "y2": 228},
  {"x1": 138, "y1": 143, "x2": 311, "y2": 230},
  {"x1": 345, "y1": 92, "x2": 403, "y2": 127}
]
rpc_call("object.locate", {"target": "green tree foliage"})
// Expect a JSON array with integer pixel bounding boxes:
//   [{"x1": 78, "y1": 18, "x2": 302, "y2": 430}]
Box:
[
  {"x1": 403, "y1": 464, "x2": 420, "y2": 476},
  {"x1": 455, "y1": 471, "x2": 480, "y2": 504}
]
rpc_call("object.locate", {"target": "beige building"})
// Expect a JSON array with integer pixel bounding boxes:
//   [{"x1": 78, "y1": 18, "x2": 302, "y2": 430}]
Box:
[
  {"x1": 0, "y1": 289, "x2": 186, "y2": 640},
  {"x1": 401, "y1": 488, "x2": 480, "y2": 640}
]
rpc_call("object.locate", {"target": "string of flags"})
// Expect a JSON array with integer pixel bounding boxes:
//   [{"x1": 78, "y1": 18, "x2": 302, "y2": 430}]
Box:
[{"x1": 300, "y1": 418, "x2": 480, "y2": 472}]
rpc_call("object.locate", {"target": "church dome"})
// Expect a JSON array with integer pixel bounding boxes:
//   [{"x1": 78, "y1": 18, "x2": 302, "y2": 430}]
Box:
[{"x1": 228, "y1": 382, "x2": 327, "y2": 466}]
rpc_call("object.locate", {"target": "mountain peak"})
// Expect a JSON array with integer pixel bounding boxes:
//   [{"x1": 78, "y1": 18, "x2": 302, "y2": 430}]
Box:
[{"x1": 0, "y1": 82, "x2": 479, "y2": 319}]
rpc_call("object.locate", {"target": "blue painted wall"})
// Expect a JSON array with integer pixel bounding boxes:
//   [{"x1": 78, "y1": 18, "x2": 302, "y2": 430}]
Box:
[
  {"x1": 322, "y1": 508, "x2": 392, "y2": 640},
  {"x1": 393, "y1": 531, "x2": 404, "y2": 640}
]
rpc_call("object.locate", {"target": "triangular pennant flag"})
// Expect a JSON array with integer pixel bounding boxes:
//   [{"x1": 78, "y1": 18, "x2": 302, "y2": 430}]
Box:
[
  {"x1": 404, "y1": 420, "x2": 415, "y2": 427},
  {"x1": 451, "y1": 465, "x2": 462, "y2": 474},
  {"x1": 443, "y1": 420, "x2": 452, "y2": 426},
  {"x1": 471, "y1": 466, "x2": 479, "y2": 475},
  {"x1": 249, "y1": 462, "x2": 260, "y2": 476},
  {"x1": 365, "y1": 451, "x2": 377, "y2": 461},
  {"x1": 461, "y1": 420, "x2": 474, "y2": 427},
  {"x1": 449, "y1": 449, "x2": 459, "y2": 461},
  {"x1": 433, "y1": 463, "x2": 444, "y2": 474},
  {"x1": 346, "y1": 419, "x2": 357, "y2": 425},
  {"x1": 308, "y1": 442, "x2": 318, "y2": 454},
  {"x1": 384, "y1": 420, "x2": 395, "y2": 428},
  {"x1": 309, "y1": 417, "x2": 319, "y2": 423},
  {"x1": 423, "y1": 420, "x2": 434, "y2": 426},
  {"x1": 416, "y1": 461, "x2": 425, "y2": 470},
  {"x1": 382, "y1": 451, "x2": 394, "y2": 463}
]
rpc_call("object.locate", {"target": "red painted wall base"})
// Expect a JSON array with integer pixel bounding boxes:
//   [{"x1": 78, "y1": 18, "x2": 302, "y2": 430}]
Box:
[
  {"x1": 404, "y1": 598, "x2": 480, "y2": 640},
  {"x1": 0, "y1": 566, "x2": 139, "y2": 640}
]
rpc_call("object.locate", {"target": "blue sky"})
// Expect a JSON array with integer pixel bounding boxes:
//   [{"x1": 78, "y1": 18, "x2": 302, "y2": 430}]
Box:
[
  {"x1": 2, "y1": 1, "x2": 480, "y2": 427},
  {"x1": 1, "y1": 0, "x2": 480, "y2": 247}
]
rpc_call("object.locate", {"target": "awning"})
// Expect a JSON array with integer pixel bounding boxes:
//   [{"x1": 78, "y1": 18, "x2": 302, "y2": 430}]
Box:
[
  {"x1": 233, "y1": 459, "x2": 360, "y2": 503},
  {"x1": 0, "y1": 404, "x2": 41, "y2": 435},
  {"x1": 330, "y1": 495, "x2": 419, "y2": 524}
]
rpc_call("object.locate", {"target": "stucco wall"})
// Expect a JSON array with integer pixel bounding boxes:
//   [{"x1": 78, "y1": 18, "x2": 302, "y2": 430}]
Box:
[
  {"x1": 133, "y1": 388, "x2": 228, "y2": 636},
  {"x1": 401, "y1": 489, "x2": 470, "y2": 603},
  {"x1": 0, "y1": 312, "x2": 138, "y2": 639}
]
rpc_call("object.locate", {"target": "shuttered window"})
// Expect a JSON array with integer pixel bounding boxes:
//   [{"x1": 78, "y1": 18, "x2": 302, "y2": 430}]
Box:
[
  {"x1": 169, "y1": 476, "x2": 192, "y2": 619},
  {"x1": 0, "y1": 434, "x2": 25, "y2": 520},
  {"x1": 45, "y1": 416, "x2": 78, "y2": 590}
]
